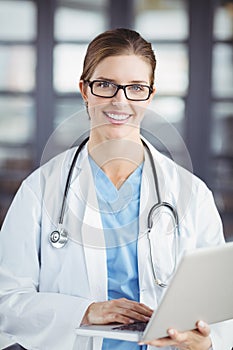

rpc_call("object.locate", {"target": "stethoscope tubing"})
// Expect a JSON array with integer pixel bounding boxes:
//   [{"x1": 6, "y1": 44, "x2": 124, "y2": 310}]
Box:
[
  {"x1": 58, "y1": 137, "x2": 89, "y2": 225},
  {"x1": 49, "y1": 137, "x2": 179, "y2": 287}
]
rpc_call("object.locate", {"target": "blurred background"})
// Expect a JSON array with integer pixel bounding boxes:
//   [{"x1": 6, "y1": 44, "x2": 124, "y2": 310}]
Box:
[{"x1": 0, "y1": 0, "x2": 232, "y2": 241}]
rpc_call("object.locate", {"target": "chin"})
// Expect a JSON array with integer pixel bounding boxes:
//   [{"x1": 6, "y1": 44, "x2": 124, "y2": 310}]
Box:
[{"x1": 105, "y1": 125, "x2": 139, "y2": 141}]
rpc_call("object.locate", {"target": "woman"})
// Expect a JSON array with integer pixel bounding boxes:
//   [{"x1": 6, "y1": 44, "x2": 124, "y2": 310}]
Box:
[{"x1": 0, "y1": 28, "x2": 232, "y2": 350}]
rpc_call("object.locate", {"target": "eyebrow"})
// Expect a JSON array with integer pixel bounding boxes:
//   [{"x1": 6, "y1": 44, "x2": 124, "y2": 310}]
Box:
[{"x1": 94, "y1": 77, "x2": 149, "y2": 84}]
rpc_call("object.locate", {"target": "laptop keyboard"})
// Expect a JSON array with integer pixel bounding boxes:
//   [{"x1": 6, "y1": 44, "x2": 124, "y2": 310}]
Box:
[{"x1": 112, "y1": 321, "x2": 148, "y2": 332}]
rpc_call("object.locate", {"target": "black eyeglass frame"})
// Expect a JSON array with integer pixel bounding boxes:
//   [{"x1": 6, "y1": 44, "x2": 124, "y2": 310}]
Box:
[{"x1": 86, "y1": 80, "x2": 153, "y2": 101}]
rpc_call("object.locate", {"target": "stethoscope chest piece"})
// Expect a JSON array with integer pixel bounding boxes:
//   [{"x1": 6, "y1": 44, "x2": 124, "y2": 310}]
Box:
[{"x1": 49, "y1": 228, "x2": 68, "y2": 248}]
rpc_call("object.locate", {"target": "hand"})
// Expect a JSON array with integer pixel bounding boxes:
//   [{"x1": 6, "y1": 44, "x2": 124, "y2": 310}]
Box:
[
  {"x1": 139, "y1": 320, "x2": 212, "y2": 350},
  {"x1": 81, "y1": 298, "x2": 153, "y2": 325}
]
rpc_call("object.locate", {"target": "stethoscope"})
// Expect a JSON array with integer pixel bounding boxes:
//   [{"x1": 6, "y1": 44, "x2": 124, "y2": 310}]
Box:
[{"x1": 49, "y1": 137, "x2": 180, "y2": 288}]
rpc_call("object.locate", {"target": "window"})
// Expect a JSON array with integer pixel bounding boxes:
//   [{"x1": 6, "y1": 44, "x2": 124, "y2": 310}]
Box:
[
  {"x1": 0, "y1": 0, "x2": 36, "y2": 40},
  {"x1": 135, "y1": 0, "x2": 188, "y2": 40},
  {"x1": 53, "y1": 0, "x2": 108, "y2": 150},
  {"x1": 0, "y1": 0, "x2": 232, "y2": 242},
  {"x1": 135, "y1": 0, "x2": 188, "y2": 166},
  {"x1": 0, "y1": 0, "x2": 36, "y2": 224},
  {"x1": 211, "y1": 0, "x2": 233, "y2": 241}
]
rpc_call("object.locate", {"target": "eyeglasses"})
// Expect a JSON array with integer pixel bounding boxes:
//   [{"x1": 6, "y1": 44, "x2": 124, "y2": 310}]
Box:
[{"x1": 86, "y1": 80, "x2": 153, "y2": 101}]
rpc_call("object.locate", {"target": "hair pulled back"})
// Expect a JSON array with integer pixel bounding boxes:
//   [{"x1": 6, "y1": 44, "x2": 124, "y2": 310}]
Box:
[{"x1": 80, "y1": 28, "x2": 156, "y2": 86}]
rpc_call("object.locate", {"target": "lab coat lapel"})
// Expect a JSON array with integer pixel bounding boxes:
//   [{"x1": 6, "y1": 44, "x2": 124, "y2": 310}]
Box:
[
  {"x1": 138, "y1": 146, "x2": 159, "y2": 308},
  {"x1": 77, "y1": 152, "x2": 107, "y2": 301}
]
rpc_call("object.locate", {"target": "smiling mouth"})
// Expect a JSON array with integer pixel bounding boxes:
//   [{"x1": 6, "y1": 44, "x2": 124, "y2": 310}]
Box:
[{"x1": 104, "y1": 112, "x2": 131, "y2": 121}]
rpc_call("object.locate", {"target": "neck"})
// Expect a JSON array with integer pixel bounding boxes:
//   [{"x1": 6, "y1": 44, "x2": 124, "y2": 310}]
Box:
[{"x1": 88, "y1": 136, "x2": 144, "y2": 188}]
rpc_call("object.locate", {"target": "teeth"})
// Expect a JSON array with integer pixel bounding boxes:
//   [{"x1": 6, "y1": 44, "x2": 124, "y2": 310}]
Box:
[{"x1": 106, "y1": 113, "x2": 130, "y2": 121}]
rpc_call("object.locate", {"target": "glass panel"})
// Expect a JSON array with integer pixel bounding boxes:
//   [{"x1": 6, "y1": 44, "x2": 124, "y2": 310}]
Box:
[
  {"x1": 54, "y1": 44, "x2": 88, "y2": 92},
  {"x1": 135, "y1": 0, "x2": 188, "y2": 40},
  {"x1": 153, "y1": 44, "x2": 188, "y2": 96},
  {"x1": 58, "y1": 0, "x2": 107, "y2": 6},
  {"x1": 0, "y1": 146, "x2": 33, "y2": 174},
  {"x1": 214, "y1": 1, "x2": 233, "y2": 40},
  {"x1": 55, "y1": 6, "x2": 107, "y2": 41},
  {"x1": 0, "y1": 142, "x2": 33, "y2": 227},
  {"x1": 0, "y1": 0, "x2": 36, "y2": 40},
  {"x1": 149, "y1": 96, "x2": 185, "y2": 125},
  {"x1": 141, "y1": 97, "x2": 190, "y2": 170},
  {"x1": 211, "y1": 102, "x2": 233, "y2": 156},
  {"x1": 210, "y1": 103, "x2": 233, "y2": 240},
  {"x1": 54, "y1": 97, "x2": 85, "y2": 126},
  {"x1": 0, "y1": 45, "x2": 35, "y2": 92},
  {"x1": 43, "y1": 98, "x2": 90, "y2": 158},
  {"x1": 212, "y1": 44, "x2": 233, "y2": 98},
  {"x1": 0, "y1": 96, "x2": 35, "y2": 144}
]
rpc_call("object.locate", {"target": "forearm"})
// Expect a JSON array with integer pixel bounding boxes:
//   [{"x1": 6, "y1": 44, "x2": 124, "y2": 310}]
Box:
[{"x1": 0, "y1": 268, "x2": 93, "y2": 350}]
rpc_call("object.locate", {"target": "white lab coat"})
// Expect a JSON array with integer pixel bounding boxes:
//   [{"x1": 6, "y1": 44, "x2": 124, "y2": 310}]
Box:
[{"x1": 0, "y1": 139, "x2": 232, "y2": 350}]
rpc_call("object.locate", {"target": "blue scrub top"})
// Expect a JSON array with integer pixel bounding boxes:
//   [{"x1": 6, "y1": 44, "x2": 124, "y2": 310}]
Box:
[{"x1": 89, "y1": 157, "x2": 147, "y2": 350}]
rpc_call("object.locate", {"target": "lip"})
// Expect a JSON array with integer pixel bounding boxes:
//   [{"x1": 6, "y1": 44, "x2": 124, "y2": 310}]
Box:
[{"x1": 104, "y1": 111, "x2": 132, "y2": 125}]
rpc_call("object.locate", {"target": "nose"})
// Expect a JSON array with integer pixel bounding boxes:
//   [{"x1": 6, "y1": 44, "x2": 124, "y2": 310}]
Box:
[{"x1": 112, "y1": 86, "x2": 128, "y2": 103}]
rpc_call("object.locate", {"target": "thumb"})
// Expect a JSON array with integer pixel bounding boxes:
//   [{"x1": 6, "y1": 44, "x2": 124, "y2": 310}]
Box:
[{"x1": 196, "y1": 320, "x2": 210, "y2": 337}]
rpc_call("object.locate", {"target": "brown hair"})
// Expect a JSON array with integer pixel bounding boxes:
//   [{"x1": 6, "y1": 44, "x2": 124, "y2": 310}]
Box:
[{"x1": 80, "y1": 28, "x2": 156, "y2": 86}]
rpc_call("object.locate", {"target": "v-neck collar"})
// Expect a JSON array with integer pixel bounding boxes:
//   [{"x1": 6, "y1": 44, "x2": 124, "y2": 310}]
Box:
[{"x1": 88, "y1": 156, "x2": 143, "y2": 204}]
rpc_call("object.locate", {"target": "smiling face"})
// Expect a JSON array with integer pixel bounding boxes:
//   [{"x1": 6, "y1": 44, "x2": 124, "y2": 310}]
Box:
[{"x1": 79, "y1": 54, "x2": 156, "y2": 143}]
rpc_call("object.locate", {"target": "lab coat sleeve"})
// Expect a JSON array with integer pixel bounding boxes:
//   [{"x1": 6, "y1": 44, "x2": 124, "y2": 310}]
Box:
[
  {"x1": 210, "y1": 320, "x2": 233, "y2": 350},
  {"x1": 0, "y1": 180, "x2": 93, "y2": 350},
  {"x1": 195, "y1": 187, "x2": 233, "y2": 350},
  {"x1": 195, "y1": 188, "x2": 225, "y2": 247}
]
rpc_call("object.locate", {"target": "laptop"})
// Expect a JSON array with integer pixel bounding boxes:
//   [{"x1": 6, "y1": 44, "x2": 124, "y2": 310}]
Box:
[{"x1": 76, "y1": 242, "x2": 233, "y2": 342}]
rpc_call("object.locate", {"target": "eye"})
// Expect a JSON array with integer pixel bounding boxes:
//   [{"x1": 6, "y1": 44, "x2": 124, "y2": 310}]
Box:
[
  {"x1": 129, "y1": 84, "x2": 145, "y2": 92},
  {"x1": 129, "y1": 84, "x2": 144, "y2": 91},
  {"x1": 97, "y1": 81, "x2": 112, "y2": 88}
]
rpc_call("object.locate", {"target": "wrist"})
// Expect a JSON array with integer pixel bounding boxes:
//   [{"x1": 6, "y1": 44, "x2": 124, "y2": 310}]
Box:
[
  {"x1": 206, "y1": 337, "x2": 212, "y2": 350},
  {"x1": 207, "y1": 337, "x2": 213, "y2": 350},
  {"x1": 81, "y1": 302, "x2": 95, "y2": 325}
]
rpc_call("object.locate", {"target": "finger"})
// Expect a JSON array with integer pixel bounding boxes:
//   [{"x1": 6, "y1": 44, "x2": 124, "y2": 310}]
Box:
[
  {"x1": 167, "y1": 328, "x2": 187, "y2": 342},
  {"x1": 125, "y1": 303, "x2": 153, "y2": 319},
  {"x1": 142, "y1": 328, "x2": 189, "y2": 347},
  {"x1": 106, "y1": 312, "x2": 135, "y2": 325},
  {"x1": 90, "y1": 302, "x2": 136, "y2": 325},
  {"x1": 139, "y1": 322, "x2": 211, "y2": 347},
  {"x1": 112, "y1": 299, "x2": 153, "y2": 321},
  {"x1": 137, "y1": 302, "x2": 154, "y2": 316},
  {"x1": 117, "y1": 307, "x2": 151, "y2": 323},
  {"x1": 87, "y1": 299, "x2": 153, "y2": 325},
  {"x1": 139, "y1": 336, "x2": 176, "y2": 347},
  {"x1": 120, "y1": 299, "x2": 153, "y2": 316},
  {"x1": 196, "y1": 320, "x2": 210, "y2": 337},
  {"x1": 110, "y1": 301, "x2": 152, "y2": 323}
]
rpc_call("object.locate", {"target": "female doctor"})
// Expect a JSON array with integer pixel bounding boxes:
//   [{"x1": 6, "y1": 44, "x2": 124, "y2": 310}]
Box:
[{"x1": 0, "y1": 28, "x2": 232, "y2": 350}]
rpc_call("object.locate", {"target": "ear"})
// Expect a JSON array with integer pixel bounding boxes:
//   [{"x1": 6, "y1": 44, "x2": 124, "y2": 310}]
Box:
[
  {"x1": 151, "y1": 85, "x2": 156, "y2": 98},
  {"x1": 79, "y1": 80, "x2": 88, "y2": 102}
]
